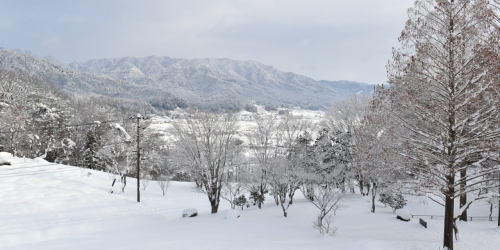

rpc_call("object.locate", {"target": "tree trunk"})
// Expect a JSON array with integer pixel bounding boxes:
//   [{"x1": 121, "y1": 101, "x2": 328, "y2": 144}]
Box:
[
  {"x1": 10, "y1": 131, "x2": 15, "y2": 156},
  {"x1": 459, "y1": 169, "x2": 467, "y2": 221},
  {"x1": 280, "y1": 201, "x2": 288, "y2": 218},
  {"x1": 288, "y1": 188, "x2": 296, "y2": 204},
  {"x1": 453, "y1": 219, "x2": 459, "y2": 241},
  {"x1": 274, "y1": 194, "x2": 279, "y2": 206},
  {"x1": 122, "y1": 175, "x2": 126, "y2": 193},
  {"x1": 257, "y1": 183, "x2": 265, "y2": 209},
  {"x1": 498, "y1": 182, "x2": 500, "y2": 227},
  {"x1": 359, "y1": 179, "x2": 364, "y2": 196},
  {"x1": 210, "y1": 199, "x2": 219, "y2": 214},
  {"x1": 443, "y1": 192, "x2": 455, "y2": 250},
  {"x1": 489, "y1": 202, "x2": 493, "y2": 221},
  {"x1": 371, "y1": 182, "x2": 377, "y2": 213}
]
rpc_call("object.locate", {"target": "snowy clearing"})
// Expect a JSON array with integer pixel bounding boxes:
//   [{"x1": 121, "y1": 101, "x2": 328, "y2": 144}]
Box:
[{"x1": 1, "y1": 152, "x2": 499, "y2": 250}]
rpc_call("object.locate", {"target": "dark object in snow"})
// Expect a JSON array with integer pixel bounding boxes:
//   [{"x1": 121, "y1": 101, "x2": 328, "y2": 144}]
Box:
[
  {"x1": 182, "y1": 208, "x2": 198, "y2": 218},
  {"x1": 396, "y1": 209, "x2": 411, "y2": 222},
  {"x1": 110, "y1": 178, "x2": 116, "y2": 193},
  {"x1": 396, "y1": 215, "x2": 410, "y2": 222},
  {"x1": 0, "y1": 160, "x2": 11, "y2": 166},
  {"x1": 419, "y1": 218, "x2": 427, "y2": 228},
  {"x1": 225, "y1": 210, "x2": 241, "y2": 219}
]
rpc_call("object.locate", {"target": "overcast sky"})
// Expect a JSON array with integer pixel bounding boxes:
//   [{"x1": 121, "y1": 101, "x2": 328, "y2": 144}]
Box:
[{"x1": 0, "y1": 0, "x2": 415, "y2": 85}]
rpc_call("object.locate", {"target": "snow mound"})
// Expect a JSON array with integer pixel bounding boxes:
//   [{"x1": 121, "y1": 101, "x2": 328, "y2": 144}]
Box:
[
  {"x1": 182, "y1": 208, "x2": 198, "y2": 218},
  {"x1": 33, "y1": 157, "x2": 49, "y2": 163},
  {"x1": 225, "y1": 210, "x2": 241, "y2": 219},
  {"x1": 0, "y1": 154, "x2": 10, "y2": 165},
  {"x1": 396, "y1": 209, "x2": 411, "y2": 221}
]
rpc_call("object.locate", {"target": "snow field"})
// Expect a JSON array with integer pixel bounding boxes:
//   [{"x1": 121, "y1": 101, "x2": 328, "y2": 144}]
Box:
[{"x1": 1, "y1": 152, "x2": 500, "y2": 249}]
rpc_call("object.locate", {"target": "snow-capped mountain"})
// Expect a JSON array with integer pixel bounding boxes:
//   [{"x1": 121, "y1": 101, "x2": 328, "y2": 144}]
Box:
[
  {"x1": 70, "y1": 56, "x2": 375, "y2": 110},
  {"x1": 0, "y1": 48, "x2": 375, "y2": 111},
  {"x1": 0, "y1": 49, "x2": 183, "y2": 109}
]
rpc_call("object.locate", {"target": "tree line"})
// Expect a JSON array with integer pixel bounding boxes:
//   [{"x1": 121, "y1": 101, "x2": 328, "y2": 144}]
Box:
[{"x1": 0, "y1": 69, "x2": 170, "y2": 188}]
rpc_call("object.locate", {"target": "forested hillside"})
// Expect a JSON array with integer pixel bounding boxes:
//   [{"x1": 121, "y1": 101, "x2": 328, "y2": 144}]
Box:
[{"x1": 0, "y1": 49, "x2": 373, "y2": 112}]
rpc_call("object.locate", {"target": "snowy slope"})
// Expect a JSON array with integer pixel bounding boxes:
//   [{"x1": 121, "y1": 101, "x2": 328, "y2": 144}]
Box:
[{"x1": 1, "y1": 152, "x2": 499, "y2": 250}]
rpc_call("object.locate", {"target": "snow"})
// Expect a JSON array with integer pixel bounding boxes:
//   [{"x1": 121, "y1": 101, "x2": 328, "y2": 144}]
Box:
[
  {"x1": 1, "y1": 152, "x2": 500, "y2": 249},
  {"x1": 182, "y1": 208, "x2": 198, "y2": 218},
  {"x1": 225, "y1": 210, "x2": 241, "y2": 219},
  {"x1": 396, "y1": 209, "x2": 411, "y2": 221}
]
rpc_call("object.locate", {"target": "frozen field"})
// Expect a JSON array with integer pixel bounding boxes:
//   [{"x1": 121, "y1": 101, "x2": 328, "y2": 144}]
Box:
[{"x1": 1, "y1": 152, "x2": 499, "y2": 250}]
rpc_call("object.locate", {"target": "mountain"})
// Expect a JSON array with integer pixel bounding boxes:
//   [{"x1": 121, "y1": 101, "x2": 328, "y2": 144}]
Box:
[
  {"x1": 0, "y1": 49, "x2": 185, "y2": 111},
  {"x1": 70, "y1": 56, "x2": 375, "y2": 110},
  {"x1": 0, "y1": 48, "x2": 375, "y2": 111}
]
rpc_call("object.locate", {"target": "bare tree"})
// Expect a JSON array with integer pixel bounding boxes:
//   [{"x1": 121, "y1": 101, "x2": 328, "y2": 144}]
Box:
[
  {"x1": 302, "y1": 183, "x2": 344, "y2": 236},
  {"x1": 157, "y1": 175, "x2": 172, "y2": 196},
  {"x1": 172, "y1": 112, "x2": 241, "y2": 214},
  {"x1": 221, "y1": 162, "x2": 246, "y2": 209},
  {"x1": 384, "y1": 1, "x2": 500, "y2": 249},
  {"x1": 246, "y1": 114, "x2": 280, "y2": 209},
  {"x1": 100, "y1": 123, "x2": 133, "y2": 193}
]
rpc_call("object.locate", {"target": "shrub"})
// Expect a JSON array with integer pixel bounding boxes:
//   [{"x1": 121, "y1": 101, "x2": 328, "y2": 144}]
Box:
[
  {"x1": 379, "y1": 193, "x2": 407, "y2": 212},
  {"x1": 250, "y1": 191, "x2": 265, "y2": 206},
  {"x1": 234, "y1": 195, "x2": 247, "y2": 210}
]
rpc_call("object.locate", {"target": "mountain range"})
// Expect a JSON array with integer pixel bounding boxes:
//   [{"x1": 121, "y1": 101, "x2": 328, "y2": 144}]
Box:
[{"x1": 0, "y1": 48, "x2": 375, "y2": 111}]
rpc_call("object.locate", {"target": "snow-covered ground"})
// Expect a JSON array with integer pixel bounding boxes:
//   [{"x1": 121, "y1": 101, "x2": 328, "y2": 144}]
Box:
[
  {"x1": 149, "y1": 107, "x2": 325, "y2": 148},
  {"x1": 1, "y1": 152, "x2": 500, "y2": 250}
]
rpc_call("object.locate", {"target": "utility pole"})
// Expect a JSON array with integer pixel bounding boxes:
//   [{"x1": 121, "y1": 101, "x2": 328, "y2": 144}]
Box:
[{"x1": 131, "y1": 114, "x2": 145, "y2": 203}]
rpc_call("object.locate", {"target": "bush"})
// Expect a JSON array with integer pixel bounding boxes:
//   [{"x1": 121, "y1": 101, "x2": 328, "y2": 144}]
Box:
[
  {"x1": 379, "y1": 193, "x2": 407, "y2": 212},
  {"x1": 172, "y1": 172, "x2": 192, "y2": 182},
  {"x1": 249, "y1": 191, "x2": 265, "y2": 206},
  {"x1": 234, "y1": 195, "x2": 247, "y2": 210}
]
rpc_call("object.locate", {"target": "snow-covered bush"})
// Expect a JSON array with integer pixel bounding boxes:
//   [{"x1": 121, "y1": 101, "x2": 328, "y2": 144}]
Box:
[
  {"x1": 221, "y1": 182, "x2": 243, "y2": 209},
  {"x1": 233, "y1": 195, "x2": 247, "y2": 210},
  {"x1": 249, "y1": 191, "x2": 265, "y2": 207},
  {"x1": 158, "y1": 176, "x2": 172, "y2": 196},
  {"x1": 395, "y1": 209, "x2": 410, "y2": 222},
  {"x1": 141, "y1": 176, "x2": 150, "y2": 190},
  {"x1": 301, "y1": 183, "x2": 344, "y2": 237},
  {"x1": 182, "y1": 208, "x2": 198, "y2": 218},
  {"x1": 0, "y1": 160, "x2": 10, "y2": 166},
  {"x1": 379, "y1": 193, "x2": 407, "y2": 212},
  {"x1": 313, "y1": 214, "x2": 337, "y2": 237}
]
